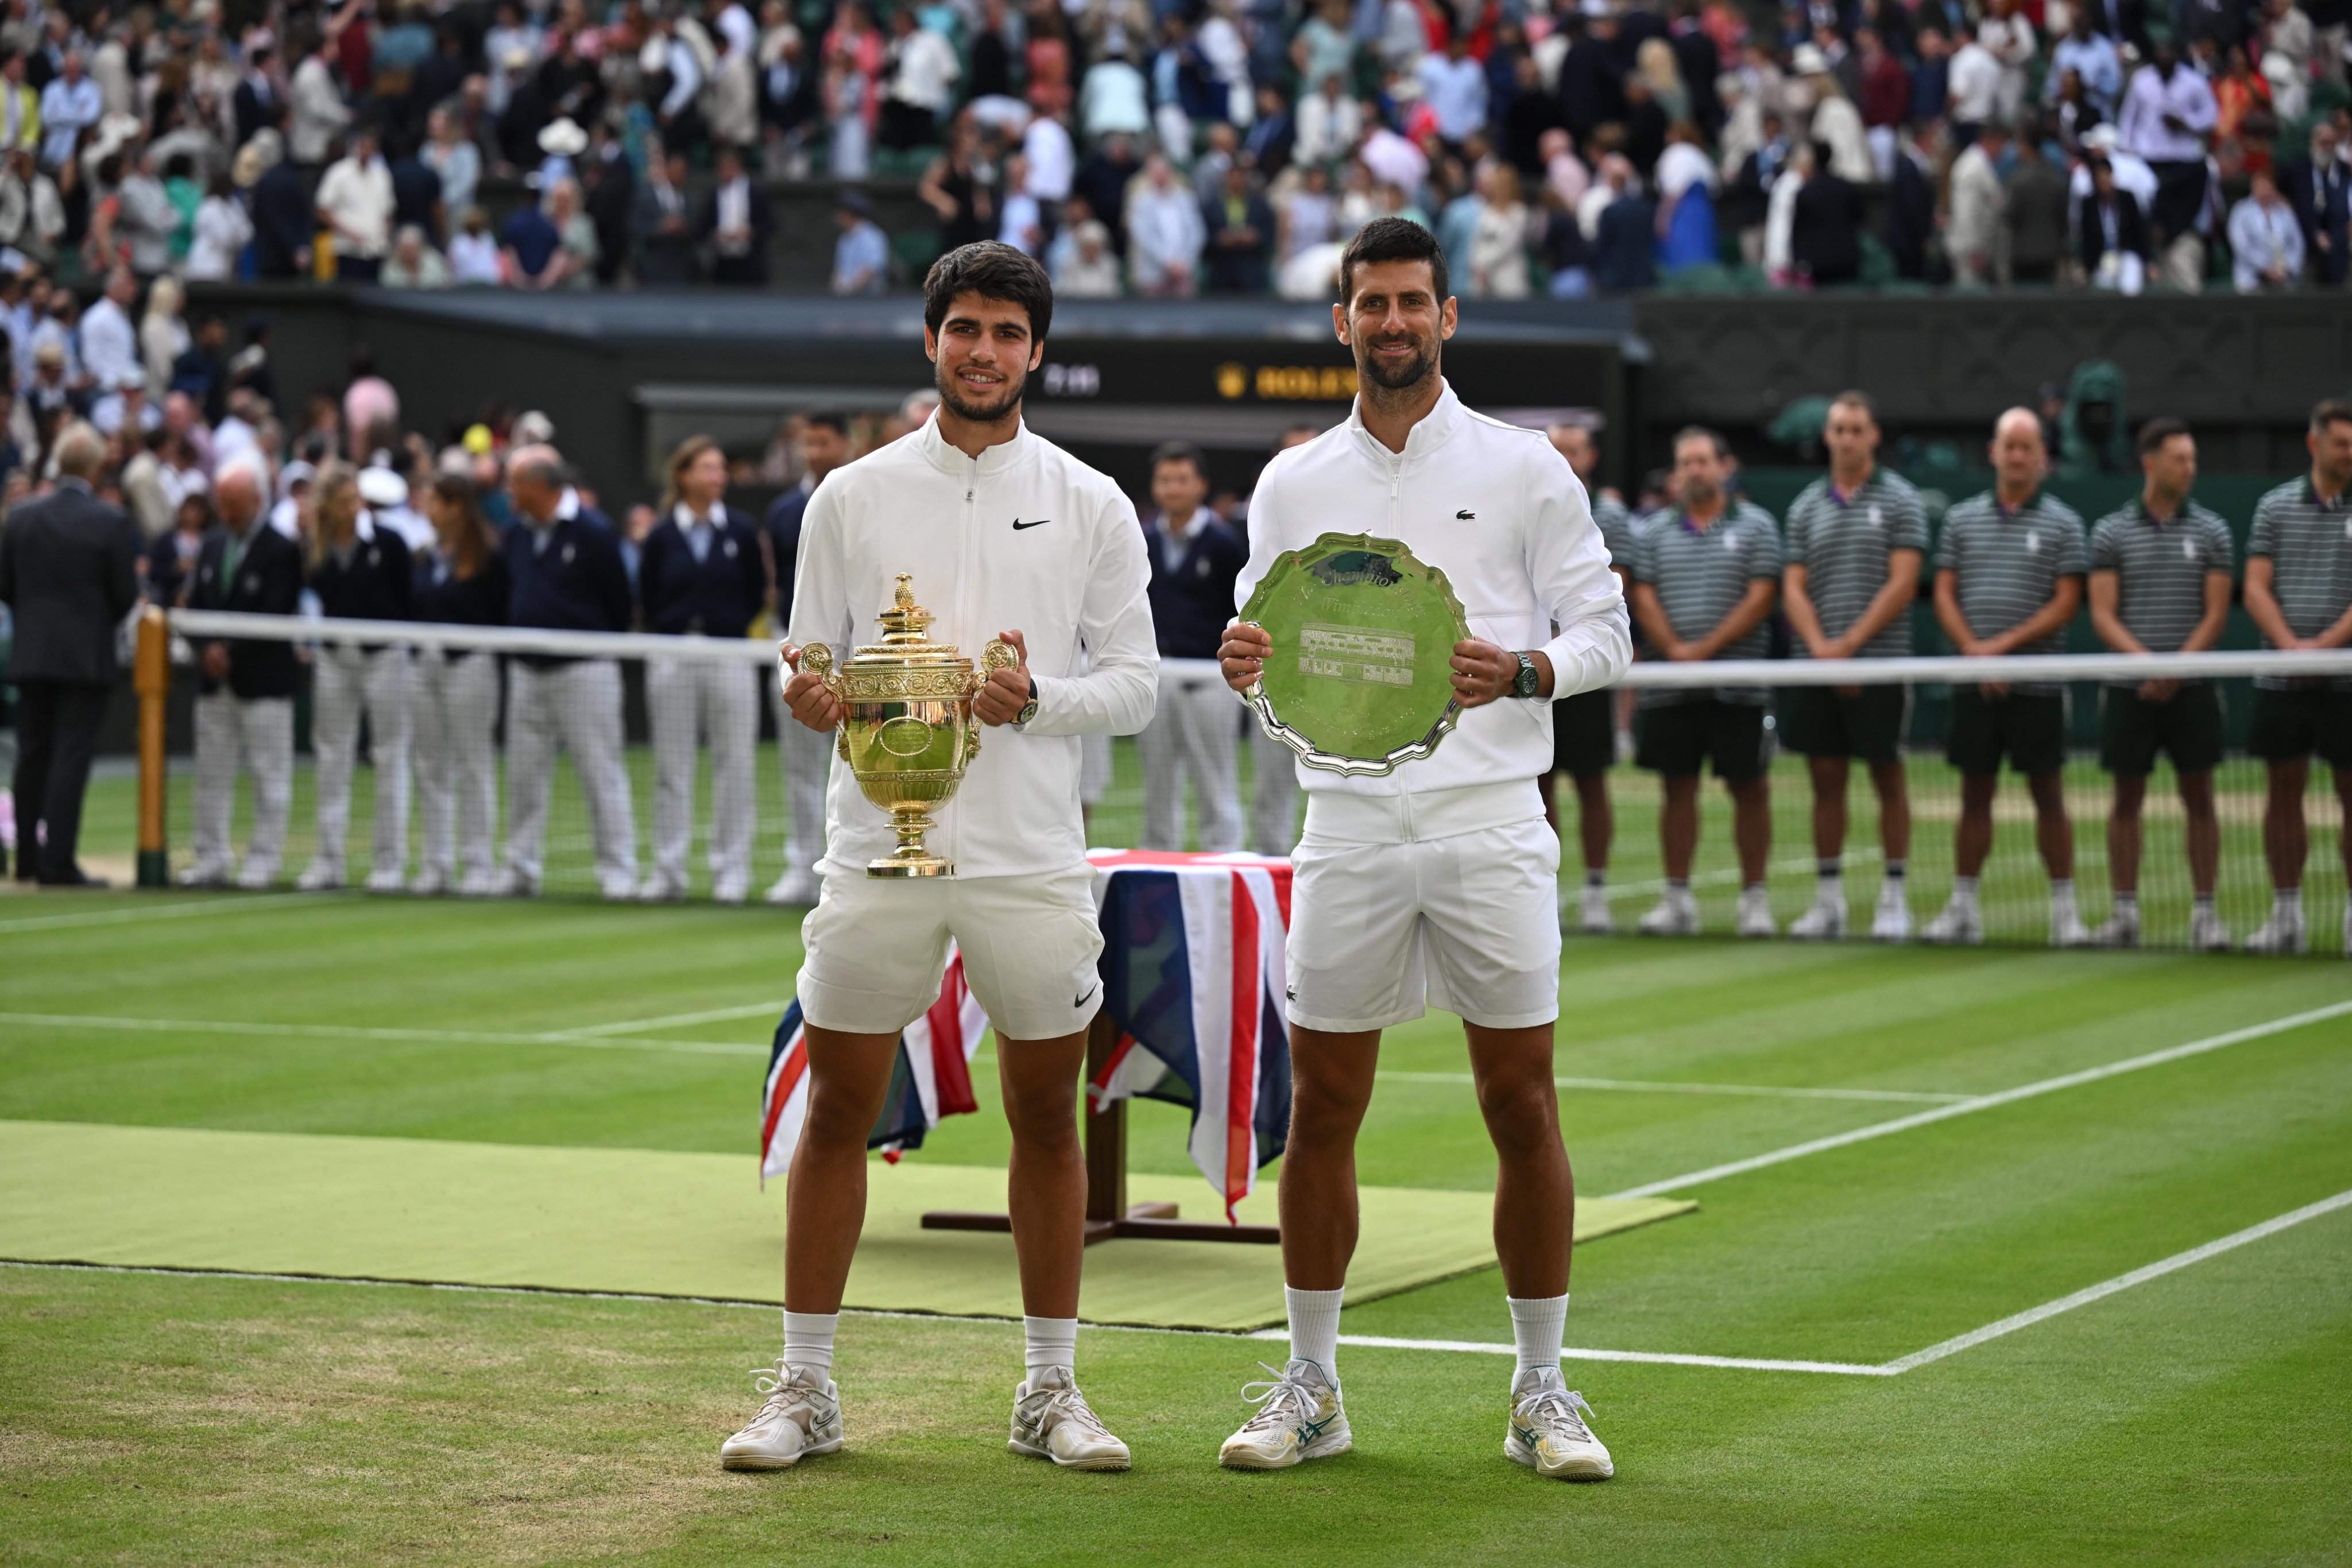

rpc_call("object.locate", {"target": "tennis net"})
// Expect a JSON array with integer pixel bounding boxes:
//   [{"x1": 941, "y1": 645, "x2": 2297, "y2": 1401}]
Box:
[{"x1": 142, "y1": 609, "x2": 2350, "y2": 953}]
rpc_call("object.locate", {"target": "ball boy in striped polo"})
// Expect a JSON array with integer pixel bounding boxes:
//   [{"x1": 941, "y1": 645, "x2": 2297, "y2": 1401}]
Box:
[
  {"x1": 1780, "y1": 392, "x2": 1930, "y2": 942},
  {"x1": 2085, "y1": 418, "x2": 2235, "y2": 950},
  {"x1": 2240, "y1": 400, "x2": 2352, "y2": 955},
  {"x1": 1924, "y1": 409, "x2": 2092, "y2": 947}
]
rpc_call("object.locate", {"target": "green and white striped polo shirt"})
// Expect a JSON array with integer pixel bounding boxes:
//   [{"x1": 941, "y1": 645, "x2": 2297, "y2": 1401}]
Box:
[
  {"x1": 2246, "y1": 477, "x2": 2352, "y2": 691},
  {"x1": 1630, "y1": 499, "x2": 1784, "y2": 707},
  {"x1": 1936, "y1": 490, "x2": 2089, "y2": 697},
  {"x1": 1593, "y1": 494, "x2": 1637, "y2": 572},
  {"x1": 1784, "y1": 469, "x2": 1931, "y2": 658},
  {"x1": 2087, "y1": 497, "x2": 2234, "y2": 686}
]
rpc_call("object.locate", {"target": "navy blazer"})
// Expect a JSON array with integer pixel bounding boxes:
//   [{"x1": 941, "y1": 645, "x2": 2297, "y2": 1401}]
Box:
[
  {"x1": 637, "y1": 506, "x2": 767, "y2": 637},
  {"x1": 186, "y1": 523, "x2": 305, "y2": 699},
  {"x1": 0, "y1": 481, "x2": 140, "y2": 685}
]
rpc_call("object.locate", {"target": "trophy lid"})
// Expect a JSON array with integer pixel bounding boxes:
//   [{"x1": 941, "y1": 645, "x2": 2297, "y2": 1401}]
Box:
[{"x1": 846, "y1": 575, "x2": 972, "y2": 669}]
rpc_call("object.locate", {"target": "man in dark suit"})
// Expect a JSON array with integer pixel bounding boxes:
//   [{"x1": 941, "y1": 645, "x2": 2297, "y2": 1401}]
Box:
[
  {"x1": 0, "y1": 424, "x2": 138, "y2": 886},
  {"x1": 1792, "y1": 146, "x2": 1865, "y2": 285},
  {"x1": 2277, "y1": 122, "x2": 2350, "y2": 288},
  {"x1": 1200, "y1": 163, "x2": 1275, "y2": 293},
  {"x1": 232, "y1": 44, "x2": 284, "y2": 146},
  {"x1": 1135, "y1": 440, "x2": 1247, "y2": 851},
  {"x1": 696, "y1": 143, "x2": 773, "y2": 286},
  {"x1": 249, "y1": 134, "x2": 315, "y2": 279},
  {"x1": 633, "y1": 148, "x2": 702, "y2": 284}
]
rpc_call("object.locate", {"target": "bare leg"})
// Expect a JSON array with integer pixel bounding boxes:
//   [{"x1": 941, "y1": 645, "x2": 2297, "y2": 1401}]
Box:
[
  {"x1": 2109, "y1": 773, "x2": 2146, "y2": 897},
  {"x1": 784, "y1": 1027, "x2": 902, "y2": 1313},
  {"x1": 2264, "y1": 758, "x2": 2309, "y2": 892},
  {"x1": 2334, "y1": 767, "x2": 2352, "y2": 891},
  {"x1": 1808, "y1": 755, "x2": 1850, "y2": 861},
  {"x1": 1573, "y1": 772, "x2": 1612, "y2": 873},
  {"x1": 1728, "y1": 775, "x2": 1771, "y2": 885},
  {"x1": 2175, "y1": 770, "x2": 2217, "y2": 897},
  {"x1": 1955, "y1": 773, "x2": 1999, "y2": 877},
  {"x1": 1868, "y1": 758, "x2": 1910, "y2": 865},
  {"x1": 1278, "y1": 1025, "x2": 1381, "y2": 1291},
  {"x1": 1660, "y1": 775, "x2": 1700, "y2": 880},
  {"x1": 1466, "y1": 1021, "x2": 1571, "y2": 1298},
  {"x1": 996, "y1": 1028, "x2": 1091, "y2": 1318},
  {"x1": 2026, "y1": 770, "x2": 2075, "y2": 881}
]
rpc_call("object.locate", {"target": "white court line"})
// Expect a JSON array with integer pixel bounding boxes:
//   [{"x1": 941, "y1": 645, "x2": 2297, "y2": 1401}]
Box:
[
  {"x1": 0, "y1": 893, "x2": 324, "y2": 935},
  {"x1": 0, "y1": 1259, "x2": 1882, "y2": 1376},
  {"x1": 1605, "y1": 997, "x2": 2352, "y2": 1201},
  {"x1": 1243, "y1": 1327, "x2": 1887, "y2": 1377},
  {"x1": 554, "y1": 999, "x2": 791, "y2": 1038},
  {"x1": 1380, "y1": 1071, "x2": 1966, "y2": 1105},
  {"x1": 1880, "y1": 1188, "x2": 2352, "y2": 1375},
  {"x1": 0, "y1": 1012, "x2": 764, "y2": 1058}
]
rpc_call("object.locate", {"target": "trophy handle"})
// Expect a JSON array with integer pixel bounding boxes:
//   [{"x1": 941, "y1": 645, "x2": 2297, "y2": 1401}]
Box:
[
  {"x1": 979, "y1": 638, "x2": 1018, "y2": 682},
  {"x1": 793, "y1": 641, "x2": 837, "y2": 701}
]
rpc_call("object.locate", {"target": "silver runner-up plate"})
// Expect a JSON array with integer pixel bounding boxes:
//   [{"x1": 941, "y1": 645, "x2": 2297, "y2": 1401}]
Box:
[{"x1": 1237, "y1": 532, "x2": 1472, "y2": 777}]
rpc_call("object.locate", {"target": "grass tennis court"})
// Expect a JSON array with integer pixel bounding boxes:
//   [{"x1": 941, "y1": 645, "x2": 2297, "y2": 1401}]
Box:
[{"x1": 3, "y1": 892, "x2": 2349, "y2": 1564}]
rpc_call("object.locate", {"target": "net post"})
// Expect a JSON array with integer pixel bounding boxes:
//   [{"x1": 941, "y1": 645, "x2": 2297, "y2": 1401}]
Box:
[{"x1": 133, "y1": 606, "x2": 169, "y2": 889}]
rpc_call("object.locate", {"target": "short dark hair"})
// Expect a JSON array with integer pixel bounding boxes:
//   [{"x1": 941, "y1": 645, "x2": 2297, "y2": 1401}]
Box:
[
  {"x1": 1150, "y1": 440, "x2": 1206, "y2": 480},
  {"x1": 1829, "y1": 389, "x2": 1877, "y2": 422},
  {"x1": 923, "y1": 241, "x2": 1054, "y2": 344},
  {"x1": 803, "y1": 409, "x2": 849, "y2": 436},
  {"x1": 2137, "y1": 416, "x2": 2192, "y2": 455},
  {"x1": 1336, "y1": 216, "x2": 1449, "y2": 307},
  {"x1": 1672, "y1": 425, "x2": 1727, "y2": 459},
  {"x1": 2312, "y1": 399, "x2": 2352, "y2": 433}
]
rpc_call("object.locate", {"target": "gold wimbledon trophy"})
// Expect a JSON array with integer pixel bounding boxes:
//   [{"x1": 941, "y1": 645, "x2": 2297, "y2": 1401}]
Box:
[{"x1": 791, "y1": 575, "x2": 1015, "y2": 878}]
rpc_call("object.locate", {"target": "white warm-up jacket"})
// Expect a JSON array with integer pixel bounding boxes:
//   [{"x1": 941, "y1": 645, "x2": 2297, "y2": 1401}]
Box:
[
  {"x1": 788, "y1": 417, "x2": 1158, "y2": 878},
  {"x1": 1237, "y1": 381, "x2": 1631, "y2": 845}
]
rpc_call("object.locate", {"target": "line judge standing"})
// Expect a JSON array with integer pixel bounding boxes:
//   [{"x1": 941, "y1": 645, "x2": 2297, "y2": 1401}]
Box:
[
  {"x1": 639, "y1": 435, "x2": 765, "y2": 903},
  {"x1": 1137, "y1": 439, "x2": 1247, "y2": 851},
  {"x1": 299, "y1": 461, "x2": 415, "y2": 892},
  {"x1": 762, "y1": 411, "x2": 849, "y2": 905},
  {"x1": 496, "y1": 444, "x2": 639, "y2": 900},
  {"x1": 180, "y1": 459, "x2": 304, "y2": 888},
  {"x1": 0, "y1": 423, "x2": 138, "y2": 887}
]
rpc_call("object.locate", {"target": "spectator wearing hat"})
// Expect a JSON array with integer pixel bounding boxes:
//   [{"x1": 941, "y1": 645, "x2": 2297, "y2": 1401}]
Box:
[
  {"x1": 0, "y1": 422, "x2": 137, "y2": 886},
  {"x1": 316, "y1": 125, "x2": 395, "y2": 281},
  {"x1": 830, "y1": 189, "x2": 887, "y2": 295},
  {"x1": 697, "y1": 143, "x2": 771, "y2": 285}
]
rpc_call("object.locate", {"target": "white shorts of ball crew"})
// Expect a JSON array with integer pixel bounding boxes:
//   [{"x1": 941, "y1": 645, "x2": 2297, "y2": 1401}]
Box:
[
  {"x1": 1285, "y1": 816, "x2": 1562, "y2": 1033},
  {"x1": 795, "y1": 865, "x2": 1105, "y2": 1041}
]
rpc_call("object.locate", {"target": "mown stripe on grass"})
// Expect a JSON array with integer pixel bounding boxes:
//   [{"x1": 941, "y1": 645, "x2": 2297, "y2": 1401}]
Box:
[
  {"x1": 1606, "y1": 997, "x2": 2352, "y2": 1201},
  {"x1": 0, "y1": 1012, "x2": 763, "y2": 1057}
]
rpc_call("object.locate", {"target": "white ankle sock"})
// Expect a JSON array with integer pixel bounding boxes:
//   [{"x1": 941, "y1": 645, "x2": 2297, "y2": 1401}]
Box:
[
  {"x1": 2050, "y1": 878, "x2": 2076, "y2": 909},
  {"x1": 1285, "y1": 1285, "x2": 1345, "y2": 1381},
  {"x1": 1952, "y1": 876, "x2": 1980, "y2": 905},
  {"x1": 1506, "y1": 1293, "x2": 1569, "y2": 1381},
  {"x1": 2277, "y1": 887, "x2": 2303, "y2": 916},
  {"x1": 2113, "y1": 892, "x2": 2139, "y2": 916},
  {"x1": 783, "y1": 1310, "x2": 838, "y2": 1376},
  {"x1": 1023, "y1": 1315, "x2": 1078, "y2": 1375}
]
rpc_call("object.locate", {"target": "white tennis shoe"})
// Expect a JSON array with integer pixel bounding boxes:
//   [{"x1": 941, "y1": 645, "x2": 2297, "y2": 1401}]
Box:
[
  {"x1": 1218, "y1": 1358, "x2": 1350, "y2": 1470},
  {"x1": 2188, "y1": 905, "x2": 2231, "y2": 951},
  {"x1": 1506, "y1": 1367, "x2": 1614, "y2": 1481},
  {"x1": 1577, "y1": 884, "x2": 1615, "y2": 935},
  {"x1": 1735, "y1": 885, "x2": 1776, "y2": 938},
  {"x1": 719, "y1": 1361, "x2": 843, "y2": 1471},
  {"x1": 2242, "y1": 909, "x2": 2307, "y2": 955},
  {"x1": 1637, "y1": 892, "x2": 1699, "y2": 936},
  {"x1": 1008, "y1": 1366, "x2": 1130, "y2": 1470},
  {"x1": 1788, "y1": 896, "x2": 1846, "y2": 940},
  {"x1": 1871, "y1": 884, "x2": 1911, "y2": 942},
  {"x1": 1921, "y1": 897, "x2": 1982, "y2": 945}
]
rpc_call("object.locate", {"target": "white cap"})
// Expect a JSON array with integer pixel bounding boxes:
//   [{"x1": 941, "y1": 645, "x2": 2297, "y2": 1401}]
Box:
[{"x1": 357, "y1": 467, "x2": 409, "y2": 508}]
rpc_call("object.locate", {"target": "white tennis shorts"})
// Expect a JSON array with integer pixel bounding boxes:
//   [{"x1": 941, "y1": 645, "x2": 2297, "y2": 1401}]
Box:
[
  {"x1": 1285, "y1": 815, "x2": 1562, "y2": 1032},
  {"x1": 795, "y1": 865, "x2": 1105, "y2": 1040}
]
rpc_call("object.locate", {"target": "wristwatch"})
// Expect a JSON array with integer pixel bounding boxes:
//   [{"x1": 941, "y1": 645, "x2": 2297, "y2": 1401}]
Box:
[
  {"x1": 1510, "y1": 651, "x2": 1542, "y2": 700},
  {"x1": 1015, "y1": 676, "x2": 1040, "y2": 726}
]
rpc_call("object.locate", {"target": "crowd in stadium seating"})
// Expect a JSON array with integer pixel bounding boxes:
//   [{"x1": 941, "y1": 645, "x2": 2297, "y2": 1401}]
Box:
[{"x1": 0, "y1": 0, "x2": 2342, "y2": 297}]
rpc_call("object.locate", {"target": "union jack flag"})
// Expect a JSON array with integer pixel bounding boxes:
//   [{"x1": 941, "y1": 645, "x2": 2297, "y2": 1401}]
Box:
[{"x1": 757, "y1": 852, "x2": 1294, "y2": 1221}]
